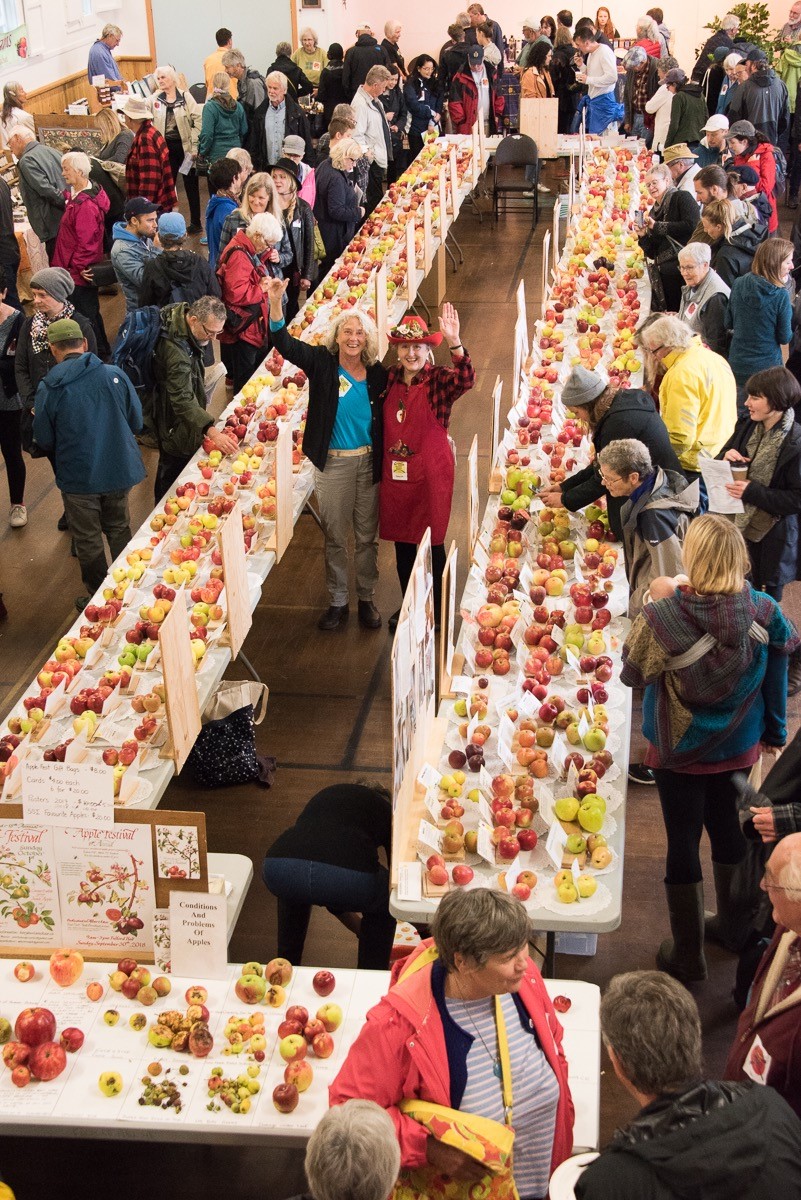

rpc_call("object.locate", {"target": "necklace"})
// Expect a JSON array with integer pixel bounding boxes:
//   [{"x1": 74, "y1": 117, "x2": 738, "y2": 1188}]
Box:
[{"x1": 451, "y1": 977, "x2": 502, "y2": 1079}]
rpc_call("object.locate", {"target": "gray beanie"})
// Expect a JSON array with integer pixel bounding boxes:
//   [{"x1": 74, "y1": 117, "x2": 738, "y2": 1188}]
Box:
[
  {"x1": 562, "y1": 365, "x2": 607, "y2": 409},
  {"x1": 30, "y1": 267, "x2": 75, "y2": 302}
]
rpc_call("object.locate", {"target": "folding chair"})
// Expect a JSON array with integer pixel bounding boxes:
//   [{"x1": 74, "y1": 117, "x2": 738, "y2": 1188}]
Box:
[{"x1": 492, "y1": 133, "x2": 539, "y2": 227}]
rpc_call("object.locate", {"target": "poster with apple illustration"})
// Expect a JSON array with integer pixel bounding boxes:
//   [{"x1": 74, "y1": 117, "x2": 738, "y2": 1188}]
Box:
[
  {"x1": 156, "y1": 824, "x2": 200, "y2": 881},
  {"x1": 53, "y1": 824, "x2": 155, "y2": 953},
  {"x1": 0, "y1": 823, "x2": 61, "y2": 949}
]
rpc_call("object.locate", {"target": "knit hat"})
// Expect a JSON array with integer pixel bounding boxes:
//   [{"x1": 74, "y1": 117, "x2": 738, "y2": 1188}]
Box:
[
  {"x1": 728, "y1": 163, "x2": 759, "y2": 186},
  {"x1": 701, "y1": 114, "x2": 729, "y2": 132},
  {"x1": 468, "y1": 44, "x2": 485, "y2": 66},
  {"x1": 121, "y1": 96, "x2": 152, "y2": 121},
  {"x1": 388, "y1": 315, "x2": 443, "y2": 345},
  {"x1": 661, "y1": 142, "x2": 698, "y2": 163},
  {"x1": 124, "y1": 196, "x2": 159, "y2": 219},
  {"x1": 727, "y1": 119, "x2": 755, "y2": 139},
  {"x1": 46, "y1": 318, "x2": 84, "y2": 344},
  {"x1": 30, "y1": 267, "x2": 74, "y2": 301},
  {"x1": 663, "y1": 68, "x2": 687, "y2": 86},
  {"x1": 713, "y1": 45, "x2": 732, "y2": 61},
  {"x1": 281, "y1": 134, "x2": 306, "y2": 158},
  {"x1": 562, "y1": 365, "x2": 608, "y2": 409},
  {"x1": 158, "y1": 211, "x2": 186, "y2": 237}
]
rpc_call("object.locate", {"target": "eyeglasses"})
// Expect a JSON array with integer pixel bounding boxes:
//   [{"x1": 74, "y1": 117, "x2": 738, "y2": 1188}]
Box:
[
  {"x1": 598, "y1": 470, "x2": 623, "y2": 486},
  {"x1": 198, "y1": 322, "x2": 225, "y2": 339},
  {"x1": 762, "y1": 873, "x2": 801, "y2": 895}
]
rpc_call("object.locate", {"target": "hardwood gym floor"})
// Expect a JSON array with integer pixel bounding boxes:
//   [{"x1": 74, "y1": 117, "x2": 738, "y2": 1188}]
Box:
[{"x1": 1, "y1": 177, "x2": 800, "y2": 1198}]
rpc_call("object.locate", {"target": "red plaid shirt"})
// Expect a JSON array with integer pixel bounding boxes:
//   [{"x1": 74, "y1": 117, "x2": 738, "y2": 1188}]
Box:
[
  {"x1": 385, "y1": 350, "x2": 474, "y2": 431},
  {"x1": 125, "y1": 120, "x2": 177, "y2": 211}
]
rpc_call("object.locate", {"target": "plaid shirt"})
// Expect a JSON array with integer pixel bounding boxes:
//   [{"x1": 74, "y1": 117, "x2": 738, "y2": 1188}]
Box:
[
  {"x1": 385, "y1": 350, "x2": 474, "y2": 431},
  {"x1": 125, "y1": 120, "x2": 177, "y2": 211}
]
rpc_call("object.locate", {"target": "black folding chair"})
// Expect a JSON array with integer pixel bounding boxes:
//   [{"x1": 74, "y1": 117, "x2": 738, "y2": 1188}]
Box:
[
  {"x1": 188, "y1": 82, "x2": 207, "y2": 106},
  {"x1": 492, "y1": 133, "x2": 539, "y2": 227}
]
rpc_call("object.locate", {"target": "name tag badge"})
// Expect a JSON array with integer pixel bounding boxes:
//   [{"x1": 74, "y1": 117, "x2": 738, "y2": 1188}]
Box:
[
  {"x1": 392, "y1": 460, "x2": 409, "y2": 481},
  {"x1": 743, "y1": 1034, "x2": 771, "y2": 1085},
  {"x1": 313, "y1": 61, "x2": 321, "y2": 71},
  {"x1": 686, "y1": 302, "x2": 697, "y2": 317},
  {"x1": 338, "y1": 376, "x2": 352, "y2": 397}
]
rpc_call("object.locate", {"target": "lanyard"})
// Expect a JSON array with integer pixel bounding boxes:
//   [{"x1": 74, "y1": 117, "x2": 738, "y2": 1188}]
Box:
[{"x1": 493, "y1": 994, "x2": 514, "y2": 1126}]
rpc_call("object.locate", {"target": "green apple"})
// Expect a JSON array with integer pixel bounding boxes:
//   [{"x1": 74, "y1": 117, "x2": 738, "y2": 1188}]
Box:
[
  {"x1": 554, "y1": 796, "x2": 580, "y2": 822},
  {"x1": 565, "y1": 834, "x2": 586, "y2": 855}
]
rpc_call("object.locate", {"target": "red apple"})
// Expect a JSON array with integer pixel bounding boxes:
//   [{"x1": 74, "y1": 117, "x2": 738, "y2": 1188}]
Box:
[
  {"x1": 311, "y1": 1031, "x2": 335, "y2": 1058},
  {"x1": 272, "y1": 1082, "x2": 299, "y2": 1113},
  {"x1": 60, "y1": 1027, "x2": 84, "y2": 1053},
  {"x1": 312, "y1": 970, "x2": 336, "y2": 996},
  {"x1": 15, "y1": 1008, "x2": 56, "y2": 1048},
  {"x1": 29, "y1": 1041, "x2": 67, "y2": 1081}
]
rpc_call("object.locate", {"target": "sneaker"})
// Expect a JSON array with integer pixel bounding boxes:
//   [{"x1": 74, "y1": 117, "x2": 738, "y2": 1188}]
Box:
[
  {"x1": 200, "y1": 235, "x2": 208, "y2": 245},
  {"x1": 628, "y1": 763, "x2": 655, "y2": 785},
  {"x1": 187, "y1": 223, "x2": 202, "y2": 235},
  {"x1": 523, "y1": 189, "x2": 536, "y2": 197},
  {"x1": 537, "y1": 183, "x2": 551, "y2": 192},
  {"x1": 8, "y1": 504, "x2": 26, "y2": 528}
]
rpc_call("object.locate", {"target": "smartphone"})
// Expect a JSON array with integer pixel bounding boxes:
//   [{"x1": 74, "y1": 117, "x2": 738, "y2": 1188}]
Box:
[{"x1": 634, "y1": 211, "x2": 645, "y2": 229}]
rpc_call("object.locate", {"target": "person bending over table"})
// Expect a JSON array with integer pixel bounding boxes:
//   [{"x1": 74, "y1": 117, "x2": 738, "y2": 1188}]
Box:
[
  {"x1": 267, "y1": 275, "x2": 387, "y2": 630},
  {"x1": 262, "y1": 783, "x2": 395, "y2": 970},
  {"x1": 381, "y1": 307, "x2": 474, "y2": 631},
  {"x1": 330, "y1": 888, "x2": 574, "y2": 1200}
]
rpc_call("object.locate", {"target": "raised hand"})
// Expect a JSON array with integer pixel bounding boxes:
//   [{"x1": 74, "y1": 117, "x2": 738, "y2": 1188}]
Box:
[{"x1": 439, "y1": 301, "x2": 460, "y2": 346}]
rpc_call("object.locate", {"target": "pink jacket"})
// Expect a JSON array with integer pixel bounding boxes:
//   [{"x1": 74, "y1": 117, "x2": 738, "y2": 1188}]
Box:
[
  {"x1": 52, "y1": 185, "x2": 110, "y2": 286},
  {"x1": 330, "y1": 940, "x2": 575, "y2": 1174}
]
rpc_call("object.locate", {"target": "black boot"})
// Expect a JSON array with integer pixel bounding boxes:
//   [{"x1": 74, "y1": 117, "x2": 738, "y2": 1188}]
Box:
[
  {"x1": 789, "y1": 648, "x2": 801, "y2": 696},
  {"x1": 656, "y1": 881, "x2": 707, "y2": 983},
  {"x1": 704, "y1": 861, "x2": 750, "y2": 952}
]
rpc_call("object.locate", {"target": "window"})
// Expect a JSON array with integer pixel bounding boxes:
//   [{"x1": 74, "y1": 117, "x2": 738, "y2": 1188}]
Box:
[
  {"x1": 0, "y1": 0, "x2": 22, "y2": 34},
  {"x1": 83, "y1": 0, "x2": 92, "y2": 15}
]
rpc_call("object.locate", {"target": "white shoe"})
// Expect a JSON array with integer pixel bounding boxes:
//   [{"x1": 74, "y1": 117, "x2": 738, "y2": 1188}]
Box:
[
  {"x1": 9, "y1": 504, "x2": 26, "y2": 528},
  {"x1": 537, "y1": 183, "x2": 551, "y2": 192},
  {"x1": 523, "y1": 189, "x2": 536, "y2": 197}
]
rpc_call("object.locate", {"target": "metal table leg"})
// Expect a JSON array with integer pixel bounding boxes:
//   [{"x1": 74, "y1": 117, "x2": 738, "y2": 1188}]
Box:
[
  {"x1": 445, "y1": 241, "x2": 458, "y2": 272},
  {"x1": 237, "y1": 651, "x2": 263, "y2": 684},
  {"x1": 447, "y1": 228, "x2": 465, "y2": 264},
  {"x1": 303, "y1": 499, "x2": 324, "y2": 532}
]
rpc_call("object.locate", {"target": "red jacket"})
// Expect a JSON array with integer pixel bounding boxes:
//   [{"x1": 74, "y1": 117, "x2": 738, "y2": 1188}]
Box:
[
  {"x1": 52, "y1": 185, "x2": 110, "y2": 287},
  {"x1": 449, "y1": 65, "x2": 505, "y2": 134},
  {"x1": 635, "y1": 36, "x2": 663, "y2": 58},
  {"x1": 125, "y1": 120, "x2": 176, "y2": 212},
  {"x1": 733, "y1": 143, "x2": 777, "y2": 233},
  {"x1": 330, "y1": 940, "x2": 574, "y2": 1175},
  {"x1": 725, "y1": 925, "x2": 801, "y2": 1118},
  {"x1": 216, "y1": 229, "x2": 271, "y2": 349}
]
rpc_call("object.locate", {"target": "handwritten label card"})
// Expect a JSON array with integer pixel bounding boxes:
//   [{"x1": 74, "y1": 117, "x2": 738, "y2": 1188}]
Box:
[
  {"x1": 168, "y1": 892, "x2": 228, "y2": 980},
  {"x1": 545, "y1": 820, "x2": 568, "y2": 869},
  {"x1": 397, "y1": 861, "x2": 423, "y2": 903},
  {"x1": 22, "y1": 761, "x2": 113, "y2": 828},
  {"x1": 418, "y1": 762, "x2": 443, "y2": 790}
]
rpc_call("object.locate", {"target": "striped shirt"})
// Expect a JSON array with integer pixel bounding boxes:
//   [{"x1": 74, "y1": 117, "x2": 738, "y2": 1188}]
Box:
[{"x1": 444, "y1": 992, "x2": 559, "y2": 1200}]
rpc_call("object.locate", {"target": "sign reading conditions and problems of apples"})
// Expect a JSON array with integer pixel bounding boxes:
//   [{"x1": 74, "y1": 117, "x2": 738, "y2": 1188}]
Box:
[
  {"x1": 169, "y1": 891, "x2": 228, "y2": 979},
  {"x1": 21, "y1": 761, "x2": 114, "y2": 828}
]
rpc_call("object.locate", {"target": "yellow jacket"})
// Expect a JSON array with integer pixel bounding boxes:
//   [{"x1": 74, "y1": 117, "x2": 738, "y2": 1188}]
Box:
[
  {"x1": 660, "y1": 336, "x2": 737, "y2": 473},
  {"x1": 203, "y1": 48, "x2": 237, "y2": 100}
]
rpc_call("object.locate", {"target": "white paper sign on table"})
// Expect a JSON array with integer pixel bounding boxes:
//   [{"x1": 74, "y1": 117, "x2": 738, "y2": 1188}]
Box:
[
  {"x1": 424, "y1": 788, "x2": 441, "y2": 822},
  {"x1": 479, "y1": 765, "x2": 494, "y2": 797},
  {"x1": 545, "y1": 820, "x2": 568, "y2": 868},
  {"x1": 476, "y1": 823, "x2": 498, "y2": 864},
  {"x1": 418, "y1": 762, "x2": 443, "y2": 790},
  {"x1": 451, "y1": 676, "x2": 472, "y2": 694},
  {"x1": 168, "y1": 892, "x2": 228, "y2": 980},
  {"x1": 397, "y1": 861, "x2": 423, "y2": 902},
  {"x1": 504, "y1": 854, "x2": 523, "y2": 890},
  {"x1": 22, "y1": 761, "x2": 114, "y2": 828},
  {"x1": 476, "y1": 795, "x2": 494, "y2": 825},
  {"x1": 472, "y1": 540, "x2": 490, "y2": 571},
  {"x1": 417, "y1": 818, "x2": 442, "y2": 857}
]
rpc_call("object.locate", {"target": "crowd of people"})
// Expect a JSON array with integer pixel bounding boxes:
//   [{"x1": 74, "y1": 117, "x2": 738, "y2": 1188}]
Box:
[{"x1": 4, "y1": 12, "x2": 801, "y2": 1198}]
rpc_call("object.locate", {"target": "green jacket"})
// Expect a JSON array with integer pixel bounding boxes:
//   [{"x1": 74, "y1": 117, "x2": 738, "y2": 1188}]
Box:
[
  {"x1": 151, "y1": 303, "x2": 212, "y2": 460},
  {"x1": 665, "y1": 84, "x2": 707, "y2": 150},
  {"x1": 778, "y1": 45, "x2": 801, "y2": 113}
]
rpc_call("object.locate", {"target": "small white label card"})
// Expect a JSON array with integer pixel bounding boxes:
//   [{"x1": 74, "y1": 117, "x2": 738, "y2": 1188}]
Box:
[
  {"x1": 424, "y1": 788, "x2": 441, "y2": 823},
  {"x1": 743, "y1": 1034, "x2": 771, "y2": 1085},
  {"x1": 476, "y1": 823, "x2": 498, "y2": 864},
  {"x1": 22, "y1": 761, "x2": 113, "y2": 828},
  {"x1": 417, "y1": 819, "x2": 442, "y2": 858},
  {"x1": 545, "y1": 820, "x2": 568, "y2": 869},
  {"x1": 168, "y1": 892, "x2": 228, "y2": 980},
  {"x1": 418, "y1": 762, "x2": 442, "y2": 790},
  {"x1": 451, "y1": 676, "x2": 472, "y2": 694},
  {"x1": 479, "y1": 765, "x2": 494, "y2": 797},
  {"x1": 504, "y1": 854, "x2": 523, "y2": 890},
  {"x1": 397, "y1": 861, "x2": 423, "y2": 902}
]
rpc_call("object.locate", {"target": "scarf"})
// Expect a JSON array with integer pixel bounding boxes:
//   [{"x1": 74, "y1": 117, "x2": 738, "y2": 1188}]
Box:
[
  {"x1": 735, "y1": 410, "x2": 794, "y2": 541},
  {"x1": 621, "y1": 584, "x2": 799, "y2": 766},
  {"x1": 31, "y1": 301, "x2": 76, "y2": 355},
  {"x1": 586, "y1": 384, "x2": 618, "y2": 429}
]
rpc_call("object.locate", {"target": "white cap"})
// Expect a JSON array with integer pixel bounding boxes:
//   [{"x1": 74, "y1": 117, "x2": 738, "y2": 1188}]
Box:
[{"x1": 701, "y1": 114, "x2": 730, "y2": 132}]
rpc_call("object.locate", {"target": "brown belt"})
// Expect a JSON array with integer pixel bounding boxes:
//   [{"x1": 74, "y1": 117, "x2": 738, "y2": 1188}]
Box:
[{"x1": 327, "y1": 446, "x2": 371, "y2": 457}]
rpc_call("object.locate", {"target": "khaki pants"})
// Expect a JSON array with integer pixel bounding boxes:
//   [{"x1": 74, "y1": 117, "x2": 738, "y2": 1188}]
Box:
[
  {"x1": 62, "y1": 489, "x2": 132, "y2": 594},
  {"x1": 314, "y1": 453, "x2": 379, "y2": 607}
]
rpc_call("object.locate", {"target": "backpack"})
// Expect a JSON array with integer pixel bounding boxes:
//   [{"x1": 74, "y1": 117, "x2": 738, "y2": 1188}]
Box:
[
  {"x1": 772, "y1": 145, "x2": 787, "y2": 194},
  {"x1": 110, "y1": 305, "x2": 164, "y2": 396}
]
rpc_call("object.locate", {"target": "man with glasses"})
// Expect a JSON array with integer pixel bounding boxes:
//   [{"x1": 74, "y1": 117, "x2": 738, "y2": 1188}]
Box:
[
  {"x1": 151, "y1": 295, "x2": 237, "y2": 501},
  {"x1": 726, "y1": 833, "x2": 801, "y2": 1118}
]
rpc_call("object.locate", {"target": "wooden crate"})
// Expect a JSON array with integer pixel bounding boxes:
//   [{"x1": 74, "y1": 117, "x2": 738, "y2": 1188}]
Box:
[{"x1": 518, "y1": 96, "x2": 559, "y2": 160}]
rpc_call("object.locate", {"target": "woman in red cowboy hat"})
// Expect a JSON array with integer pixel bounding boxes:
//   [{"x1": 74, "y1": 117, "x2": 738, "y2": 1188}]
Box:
[{"x1": 381, "y1": 303, "x2": 474, "y2": 630}]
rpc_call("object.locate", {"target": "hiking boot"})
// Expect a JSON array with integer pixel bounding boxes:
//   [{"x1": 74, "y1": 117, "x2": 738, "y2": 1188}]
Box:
[
  {"x1": 317, "y1": 605, "x2": 348, "y2": 630},
  {"x1": 358, "y1": 600, "x2": 382, "y2": 629}
]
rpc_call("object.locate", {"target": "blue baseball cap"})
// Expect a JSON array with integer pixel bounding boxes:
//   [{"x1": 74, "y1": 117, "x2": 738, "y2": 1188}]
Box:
[{"x1": 158, "y1": 211, "x2": 187, "y2": 237}]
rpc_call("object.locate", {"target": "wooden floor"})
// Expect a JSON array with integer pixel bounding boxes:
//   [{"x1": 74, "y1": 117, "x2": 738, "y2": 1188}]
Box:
[{"x1": 2, "y1": 173, "x2": 801, "y2": 1197}]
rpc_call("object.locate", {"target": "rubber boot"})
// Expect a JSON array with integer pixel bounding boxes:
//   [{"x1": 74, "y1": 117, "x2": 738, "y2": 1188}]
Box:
[
  {"x1": 704, "y1": 862, "x2": 749, "y2": 952},
  {"x1": 656, "y1": 882, "x2": 708, "y2": 983}
]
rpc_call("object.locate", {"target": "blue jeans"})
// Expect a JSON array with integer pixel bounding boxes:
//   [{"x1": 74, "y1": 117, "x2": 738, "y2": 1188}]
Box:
[{"x1": 262, "y1": 857, "x2": 396, "y2": 969}]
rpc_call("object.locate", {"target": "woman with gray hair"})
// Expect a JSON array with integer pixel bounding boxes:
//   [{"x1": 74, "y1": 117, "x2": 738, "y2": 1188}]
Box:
[
  {"x1": 598, "y1": 438, "x2": 697, "y2": 616},
  {"x1": 677, "y1": 241, "x2": 730, "y2": 355},
  {"x1": 330, "y1": 888, "x2": 574, "y2": 1197},
  {"x1": 295, "y1": 1101, "x2": 400, "y2": 1200},
  {"x1": 622, "y1": 45, "x2": 659, "y2": 142},
  {"x1": 645, "y1": 55, "x2": 678, "y2": 151},
  {"x1": 152, "y1": 63, "x2": 203, "y2": 233},
  {"x1": 0, "y1": 80, "x2": 33, "y2": 147},
  {"x1": 216, "y1": 210, "x2": 284, "y2": 392},
  {"x1": 634, "y1": 14, "x2": 662, "y2": 57},
  {"x1": 636, "y1": 163, "x2": 700, "y2": 311},
  {"x1": 52, "y1": 150, "x2": 110, "y2": 356},
  {"x1": 267, "y1": 275, "x2": 387, "y2": 630},
  {"x1": 292, "y1": 28, "x2": 328, "y2": 87}
]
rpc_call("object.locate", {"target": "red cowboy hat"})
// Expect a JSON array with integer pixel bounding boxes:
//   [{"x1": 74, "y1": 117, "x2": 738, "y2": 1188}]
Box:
[{"x1": 387, "y1": 315, "x2": 443, "y2": 346}]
